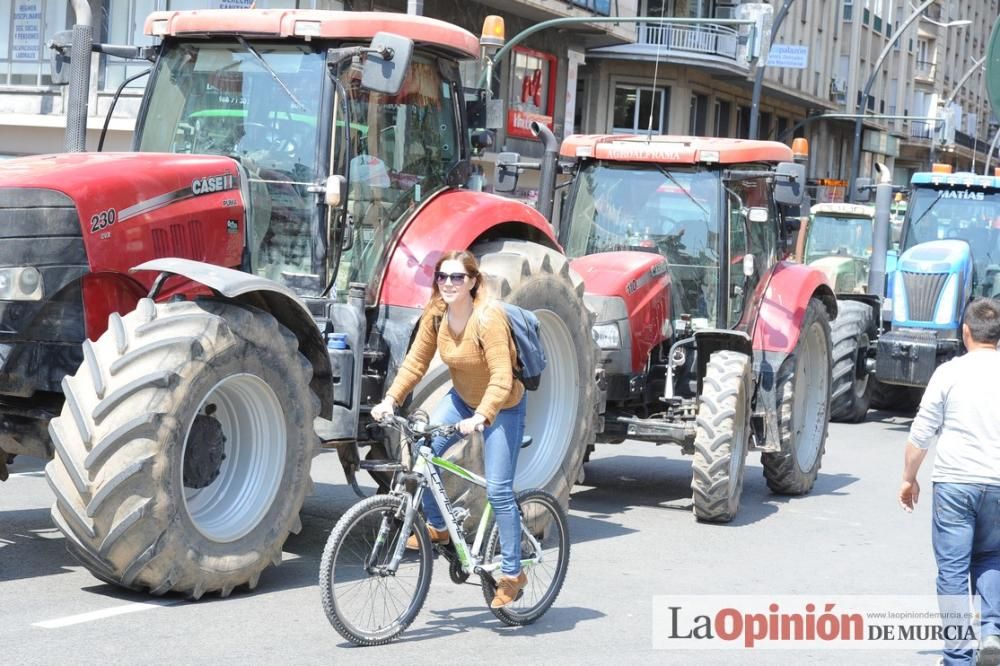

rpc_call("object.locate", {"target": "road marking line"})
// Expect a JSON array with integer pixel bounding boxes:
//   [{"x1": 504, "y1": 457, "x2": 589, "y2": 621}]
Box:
[{"x1": 33, "y1": 600, "x2": 180, "y2": 628}]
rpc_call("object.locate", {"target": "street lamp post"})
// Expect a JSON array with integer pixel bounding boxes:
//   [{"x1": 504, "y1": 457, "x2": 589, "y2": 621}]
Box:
[
  {"x1": 847, "y1": 0, "x2": 937, "y2": 202},
  {"x1": 928, "y1": 55, "x2": 986, "y2": 166},
  {"x1": 748, "y1": 0, "x2": 794, "y2": 140}
]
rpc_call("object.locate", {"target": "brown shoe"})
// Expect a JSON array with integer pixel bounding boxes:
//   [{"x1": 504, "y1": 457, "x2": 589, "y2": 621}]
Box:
[
  {"x1": 490, "y1": 571, "x2": 527, "y2": 608},
  {"x1": 405, "y1": 525, "x2": 450, "y2": 550}
]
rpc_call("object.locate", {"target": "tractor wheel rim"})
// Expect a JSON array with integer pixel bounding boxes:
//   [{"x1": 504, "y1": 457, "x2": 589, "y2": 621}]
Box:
[
  {"x1": 517, "y1": 310, "x2": 579, "y2": 491},
  {"x1": 792, "y1": 322, "x2": 828, "y2": 473},
  {"x1": 183, "y1": 373, "x2": 286, "y2": 542}
]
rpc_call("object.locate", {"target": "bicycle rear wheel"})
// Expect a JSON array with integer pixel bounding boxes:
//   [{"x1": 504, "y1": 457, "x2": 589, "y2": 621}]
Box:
[
  {"x1": 319, "y1": 494, "x2": 432, "y2": 645},
  {"x1": 480, "y1": 489, "x2": 570, "y2": 626}
]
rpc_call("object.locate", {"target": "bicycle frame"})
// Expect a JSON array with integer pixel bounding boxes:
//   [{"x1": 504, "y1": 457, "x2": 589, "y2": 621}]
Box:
[{"x1": 379, "y1": 436, "x2": 545, "y2": 579}]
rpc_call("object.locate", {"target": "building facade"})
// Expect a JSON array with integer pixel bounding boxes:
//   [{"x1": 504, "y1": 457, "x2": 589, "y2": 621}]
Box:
[{"x1": 1, "y1": 0, "x2": 997, "y2": 194}]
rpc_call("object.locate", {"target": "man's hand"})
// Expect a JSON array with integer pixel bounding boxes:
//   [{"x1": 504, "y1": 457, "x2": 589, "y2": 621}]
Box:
[
  {"x1": 899, "y1": 479, "x2": 920, "y2": 513},
  {"x1": 458, "y1": 413, "x2": 487, "y2": 436}
]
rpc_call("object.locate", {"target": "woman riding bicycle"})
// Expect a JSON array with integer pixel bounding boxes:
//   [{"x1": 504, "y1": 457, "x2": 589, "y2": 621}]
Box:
[{"x1": 370, "y1": 250, "x2": 528, "y2": 608}]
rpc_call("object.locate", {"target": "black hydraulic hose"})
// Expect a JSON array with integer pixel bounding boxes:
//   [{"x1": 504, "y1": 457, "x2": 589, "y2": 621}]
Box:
[{"x1": 97, "y1": 69, "x2": 150, "y2": 152}]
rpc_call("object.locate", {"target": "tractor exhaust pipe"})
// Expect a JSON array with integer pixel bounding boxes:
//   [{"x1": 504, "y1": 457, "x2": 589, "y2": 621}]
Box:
[
  {"x1": 64, "y1": 0, "x2": 93, "y2": 152},
  {"x1": 530, "y1": 121, "x2": 558, "y2": 222},
  {"x1": 869, "y1": 163, "x2": 893, "y2": 298}
]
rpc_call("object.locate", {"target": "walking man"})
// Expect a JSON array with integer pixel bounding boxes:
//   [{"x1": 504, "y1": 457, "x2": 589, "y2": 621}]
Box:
[{"x1": 899, "y1": 298, "x2": 1000, "y2": 666}]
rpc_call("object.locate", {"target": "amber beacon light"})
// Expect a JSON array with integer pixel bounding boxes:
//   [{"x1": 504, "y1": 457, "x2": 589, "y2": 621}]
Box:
[{"x1": 480, "y1": 16, "x2": 505, "y2": 49}]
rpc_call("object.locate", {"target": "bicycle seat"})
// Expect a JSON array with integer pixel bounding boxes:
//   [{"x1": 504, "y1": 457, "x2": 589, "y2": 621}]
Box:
[{"x1": 520, "y1": 436, "x2": 533, "y2": 449}]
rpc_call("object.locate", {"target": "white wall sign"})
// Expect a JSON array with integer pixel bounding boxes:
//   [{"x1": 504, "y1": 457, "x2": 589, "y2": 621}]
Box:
[
  {"x1": 767, "y1": 44, "x2": 809, "y2": 69},
  {"x1": 12, "y1": 1, "x2": 43, "y2": 61}
]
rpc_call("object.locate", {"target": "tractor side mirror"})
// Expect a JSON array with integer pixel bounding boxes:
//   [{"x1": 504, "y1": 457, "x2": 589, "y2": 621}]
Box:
[
  {"x1": 853, "y1": 177, "x2": 873, "y2": 203},
  {"x1": 748, "y1": 207, "x2": 769, "y2": 223},
  {"x1": 360, "y1": 32, "x2": 414, "y2": 96},
  {"x1": 48, "y1": 30, "x2": 73, "y2": 86},
  {"x1": 494, "y1": 151, "x2": 520, "y2": 193},
  {"x1": 773, "y1": 162, "x2": 805, "y2": 206},
  {"x1": 471, "y1": 129, "x2": 494, "y2": 154}
]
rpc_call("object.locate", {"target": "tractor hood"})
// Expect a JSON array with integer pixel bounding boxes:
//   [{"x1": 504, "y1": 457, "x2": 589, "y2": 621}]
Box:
[
  {"x1": 809, "y1": 255, "x2": 864, "y2": 293},
  {"x1": 570, "y1": 251, "x2": 671, "y2": 373},
  {"x1": 0, "y1": 152, "x2": 247, "y2": 277}
]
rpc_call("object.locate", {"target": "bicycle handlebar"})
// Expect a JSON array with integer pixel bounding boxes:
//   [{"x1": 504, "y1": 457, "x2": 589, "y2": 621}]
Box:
[{"x1": 378, "y1": 414, "x2": 458, "y2": 441}]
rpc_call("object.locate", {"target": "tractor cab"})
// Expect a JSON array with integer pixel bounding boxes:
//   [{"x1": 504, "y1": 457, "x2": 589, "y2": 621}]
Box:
[
  {"x1": 135, "y1": 11, "x2": 473, "y2": 299},
  {"x1": 558, "y1": 135, "x2": 802, "y2": 343},
  {"x1": 898, "y1": 171, "x2": 1000, "y2": 301},
  {"x1": 796, "y1": 203, "x2": 875, "y2": 294}
]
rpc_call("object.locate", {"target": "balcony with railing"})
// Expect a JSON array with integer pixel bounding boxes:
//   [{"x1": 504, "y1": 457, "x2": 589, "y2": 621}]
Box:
[
  {"x1": 587, "y1": 21, "x2": 746, "y2": 72},
  {"x1": 914, "y1": 60, "x2": 936, "y2": 83}
]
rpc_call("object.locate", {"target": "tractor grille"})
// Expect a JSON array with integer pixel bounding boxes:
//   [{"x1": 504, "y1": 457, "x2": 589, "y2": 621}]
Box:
[
  {"x1": 901, "y1": 271, "x2": 948, "y2": 322},
  {"x1": 152, "y1": 220, "x2": 206, "y2": 260}
]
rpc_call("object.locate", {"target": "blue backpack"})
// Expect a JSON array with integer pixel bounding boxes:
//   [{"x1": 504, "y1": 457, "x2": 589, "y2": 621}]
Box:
[
  {"x1": 433, "y1": 303, "x2": 547, "y2": 391},
  {"x1": 500, "y1": 303, "x2": 547, "y2": 391}
]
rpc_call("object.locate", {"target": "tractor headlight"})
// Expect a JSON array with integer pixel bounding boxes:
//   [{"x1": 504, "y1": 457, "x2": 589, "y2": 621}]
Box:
[
  {"x1": 591, "y1": 322, "x2": 622, "y2": 349},
  {"x1": 0, "y1": 267, "x2": 44, "y2": 301},
  {"x1": 934, "y1": 274, "x2": 959, "y2": 325}
]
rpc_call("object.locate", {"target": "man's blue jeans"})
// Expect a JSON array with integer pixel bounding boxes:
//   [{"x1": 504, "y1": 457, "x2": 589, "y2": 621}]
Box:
[
  {"x1": 423, "y1": 389, "x2": 526, "y2": 576},
  {"x1": 933, "y1": 482, "x2": 1000, "y2": 666}
]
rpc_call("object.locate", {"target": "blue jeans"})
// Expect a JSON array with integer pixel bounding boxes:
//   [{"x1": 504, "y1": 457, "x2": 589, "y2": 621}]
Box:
[
  {"x1": 423, "y1": 389, "x2": 526, "y2": 576},
  {"x1": 933, "y1": 482, "x2": 1000, "y2": 666}
]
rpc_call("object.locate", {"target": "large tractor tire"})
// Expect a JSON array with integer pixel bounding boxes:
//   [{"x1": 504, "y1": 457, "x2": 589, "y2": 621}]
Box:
[
  {"x1": 829, "y1": 300, "x2": 874, "y2": 423},
  {"x1": 762, "y1": 298, "x2": 832, "y2": 495},
  {"x1": 407, "y1": 239, "x2": 596, "y2": 518},
  {"x1": 45, "y1": 298, "x2": 319, "y2": 598},
  {"x1": 690, "y1": 351, "x2": 752, "y2": 523}
]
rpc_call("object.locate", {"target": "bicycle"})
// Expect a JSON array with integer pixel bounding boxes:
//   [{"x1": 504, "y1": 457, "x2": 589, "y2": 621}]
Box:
[{"x1": 318, "y1": 413, "x2": 570, "y2": 646}]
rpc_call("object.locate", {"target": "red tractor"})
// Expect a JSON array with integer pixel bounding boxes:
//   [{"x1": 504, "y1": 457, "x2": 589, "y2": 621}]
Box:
[
  {"x1": 0, "y1": 10, "x2": 596, "y2": 597},
  {"x1": 500, "y1": 131, "x2": 835, "y2": 522}
]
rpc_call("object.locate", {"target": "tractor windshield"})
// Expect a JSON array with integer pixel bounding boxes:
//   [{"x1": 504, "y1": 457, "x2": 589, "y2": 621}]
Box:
[
  {"x1": 903, "y1": 186, "x2": 1000, "y2": 287},
  {"x1": 804, "y1": 214, "x2": 873, "y2": 264},
  {"x1": 562, "y1": 163, "x2": 721, "y2": 323},
  {"x1": 138, "y1": 40, "x2": 327, "y2": 295}
]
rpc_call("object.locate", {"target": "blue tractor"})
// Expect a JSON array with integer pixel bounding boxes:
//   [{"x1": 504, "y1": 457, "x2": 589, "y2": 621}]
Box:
[{"x1": 871, "y1": 167, "x2": 1000, "y2": 407}]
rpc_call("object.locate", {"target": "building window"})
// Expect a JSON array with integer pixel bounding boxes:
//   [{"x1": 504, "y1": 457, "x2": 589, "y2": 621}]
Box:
[
  {"x1": 508, "y1": 46, "x2": 557, "y2": 140},
  {"x1": 843, "y1": 0, "x2": 853, "y2": 21},
  {"x1": 714, "y1": 100, "x2": 731, "y2": 137},
  {"x1": 736, "y1": 105, "x2": 751, "y2": 139},
  {"x1": 689, "y1": 93, "x2": 708, "y2": 135},
  {"x1": 0, "y1": 0, "x2": 71, "y2": 87},
  {"x1": 613, "y1": 84, "x2": 669, "y2": 134}
]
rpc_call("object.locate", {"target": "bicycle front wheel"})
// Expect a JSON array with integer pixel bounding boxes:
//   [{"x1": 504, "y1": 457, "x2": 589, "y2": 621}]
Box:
[
  {"x1": 481, "y1": 489, "x2": 570, "y2": 626},
  {"x1": 319, "y1": 494, "x2": 432, "y2": 645}
]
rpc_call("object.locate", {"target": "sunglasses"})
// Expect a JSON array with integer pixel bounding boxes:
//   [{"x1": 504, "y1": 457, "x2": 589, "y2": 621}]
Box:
[{"x1": 435, "y1": 271, "x2": 470, "y2": 286}]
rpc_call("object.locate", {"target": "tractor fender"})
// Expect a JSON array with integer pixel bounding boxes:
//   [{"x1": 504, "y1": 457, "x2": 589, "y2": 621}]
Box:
[
  {"x1": 752, "y1": 261, "x2": 837, "y2": 354},
  {"x1": 131, "y1": 258, "x2": 333, "y2": 417},
  {"x1": 378, "y1": 190, "x2": 558, "y2": 308}
]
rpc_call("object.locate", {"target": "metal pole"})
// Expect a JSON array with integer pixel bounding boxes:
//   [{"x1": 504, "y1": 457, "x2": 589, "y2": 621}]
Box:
[
  {"x1": 870, "y1": 177, "x2": 894, "y2": 299},
  {"x1": 749, "y1": 0, "x2": 794, "y2": 140},
  {"x1": 849, "y1": 0, "x2": 936, "y2": 201},
  {"x1": 64, "y1": 0, "x2": 93, "y2": 152}
]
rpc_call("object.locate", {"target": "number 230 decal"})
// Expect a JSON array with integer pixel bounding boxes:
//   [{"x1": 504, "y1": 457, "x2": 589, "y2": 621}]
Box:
[{"x1": 90, "y1": 208, "x2": 117, "y2": 234}]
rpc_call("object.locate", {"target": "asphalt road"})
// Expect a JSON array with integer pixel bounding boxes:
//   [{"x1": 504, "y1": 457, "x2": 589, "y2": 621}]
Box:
[{"x1": 2, "y1": 410, "x2": 943, "y2": 665}]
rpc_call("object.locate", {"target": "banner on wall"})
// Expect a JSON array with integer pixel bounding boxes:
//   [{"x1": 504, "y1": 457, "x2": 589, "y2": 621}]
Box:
[{"x1": 12, "y1": 1, "x2": 43, "y2": 61}]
